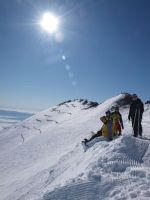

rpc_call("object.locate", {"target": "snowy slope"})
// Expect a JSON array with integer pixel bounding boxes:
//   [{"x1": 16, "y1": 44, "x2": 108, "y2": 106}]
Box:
[
  {"x1": 0, "y1": 109, "x2": 33, "y2": 131},
  {"x1": 0, "y1": 94, "x2": 150, "y2": 200}
]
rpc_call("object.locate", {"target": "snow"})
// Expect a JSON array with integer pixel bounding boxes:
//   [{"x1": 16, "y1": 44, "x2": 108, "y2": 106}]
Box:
[
  {"x1": 0, "y1": 94, "x2": 150, "y2": 200},
  {"x1": 0, "y1": 110, "x2": 33, "y2": 131}
]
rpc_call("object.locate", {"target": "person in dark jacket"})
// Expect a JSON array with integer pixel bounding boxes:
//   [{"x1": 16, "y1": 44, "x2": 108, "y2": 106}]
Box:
[{"x1": 128, "y1": 94, "x2": 144, "y2": 137}]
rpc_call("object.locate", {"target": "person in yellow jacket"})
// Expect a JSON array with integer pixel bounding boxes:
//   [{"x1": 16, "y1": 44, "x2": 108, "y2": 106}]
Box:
[
  {"x1": 111, "y1": 106, "x2": 124, "y2": 136},
  {"x1": 82, "y1": 110, "x2": 115, "y2": 146},
  {"x1": 100, "y1": 110, "x2": 116, "y2": 140}
]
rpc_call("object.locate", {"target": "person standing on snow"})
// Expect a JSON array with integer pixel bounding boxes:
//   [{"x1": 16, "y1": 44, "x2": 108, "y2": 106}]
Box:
[
  {"x1": 128, "y1": 94, "x2": 144, "y2": 137},
  {"x1": 111, "y1": 106, "x2": 124, "y2": 136}
]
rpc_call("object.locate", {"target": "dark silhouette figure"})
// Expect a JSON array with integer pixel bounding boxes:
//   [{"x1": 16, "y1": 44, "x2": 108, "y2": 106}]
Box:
[{"x1": 128, "y1": 94, "x2": 144, "y2": 137}]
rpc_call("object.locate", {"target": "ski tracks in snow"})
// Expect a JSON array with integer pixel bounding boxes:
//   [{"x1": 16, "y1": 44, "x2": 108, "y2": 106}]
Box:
[
  {"x1": 43, "y1": 181, "x2": 100, "y2": 200},
  {"x1": 43, "y1": 135, "x2": 150, "y2": 200}
]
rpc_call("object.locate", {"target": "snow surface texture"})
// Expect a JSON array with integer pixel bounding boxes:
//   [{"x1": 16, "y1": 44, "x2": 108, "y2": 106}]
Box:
[
  {"x1": 0, "y1": 94, "x2": 150, "y2": 200},
  {"x1": 0, "y1": 110, "x2": 33, "y2": 131}
]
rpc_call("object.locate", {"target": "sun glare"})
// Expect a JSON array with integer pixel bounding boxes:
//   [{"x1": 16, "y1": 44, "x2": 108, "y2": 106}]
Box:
[{"x1": 40, "y1": 12, "x2": 59, "y2": 33}]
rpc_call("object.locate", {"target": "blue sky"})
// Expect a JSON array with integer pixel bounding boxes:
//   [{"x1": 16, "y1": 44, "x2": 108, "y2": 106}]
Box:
[{"x1": 0, "y1": 0, "x2": 150, "y2": 111}]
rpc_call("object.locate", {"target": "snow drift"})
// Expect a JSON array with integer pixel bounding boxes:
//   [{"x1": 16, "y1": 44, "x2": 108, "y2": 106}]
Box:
[{"x1": 0, "y1": 93, "x2": 150, "y2": 200}]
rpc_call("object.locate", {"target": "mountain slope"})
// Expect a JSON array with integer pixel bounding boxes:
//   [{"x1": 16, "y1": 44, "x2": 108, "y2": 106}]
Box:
[{"x1": 0, "y1": 93, "x2": 150, "y2": 200}]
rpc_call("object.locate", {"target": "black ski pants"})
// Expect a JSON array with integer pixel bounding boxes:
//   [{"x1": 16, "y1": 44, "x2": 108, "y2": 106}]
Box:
[
  {"x1": 131, "y1": 117, "x2": 142, "y2": 137},
  {"x1": 86, "y1": 130, "x2": 102, "y2": 142}
]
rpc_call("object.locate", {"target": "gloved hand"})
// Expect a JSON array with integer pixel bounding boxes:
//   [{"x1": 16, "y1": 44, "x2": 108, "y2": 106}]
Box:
[{"x1": 122, "y1": 125, "x2": 124, "y2": 129}]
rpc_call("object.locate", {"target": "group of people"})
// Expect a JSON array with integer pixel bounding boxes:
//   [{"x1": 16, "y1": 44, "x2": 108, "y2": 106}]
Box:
[{"x1": 83, "y1": 94, "x2": 144, "y2": 146}]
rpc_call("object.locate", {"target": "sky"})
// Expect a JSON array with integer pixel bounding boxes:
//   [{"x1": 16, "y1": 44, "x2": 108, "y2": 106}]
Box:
[{"x1": 0, "y1": 0, "x2": 150, "y2": 112}]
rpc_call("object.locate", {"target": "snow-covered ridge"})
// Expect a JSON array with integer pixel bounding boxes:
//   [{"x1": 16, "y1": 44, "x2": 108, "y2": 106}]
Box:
[{"x1": 0, "y1": 93, "x2": 150, "y2": 200}]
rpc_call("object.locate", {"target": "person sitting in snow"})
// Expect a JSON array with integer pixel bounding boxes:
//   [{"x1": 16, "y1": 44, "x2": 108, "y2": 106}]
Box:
[
  {"x1": 111, "y1": 106, "x2": 124, "y2": 136},
  {"x1": 82, "y1": 110, "x2": 115, "y2": 146}
]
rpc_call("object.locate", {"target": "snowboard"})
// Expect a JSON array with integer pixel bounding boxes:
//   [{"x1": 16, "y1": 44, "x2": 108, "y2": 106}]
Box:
[
  {"x1": 81, "y1": 140, "x2": 89, "y2": 152},
  {"x1": 81, "y1": 135, "x2": 121, "y2": 152}
]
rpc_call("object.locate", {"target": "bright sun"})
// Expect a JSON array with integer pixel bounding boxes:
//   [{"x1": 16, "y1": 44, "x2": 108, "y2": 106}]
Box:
[{"x1": 40, "y1": 12, "x2": 59, "y2": 33}]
